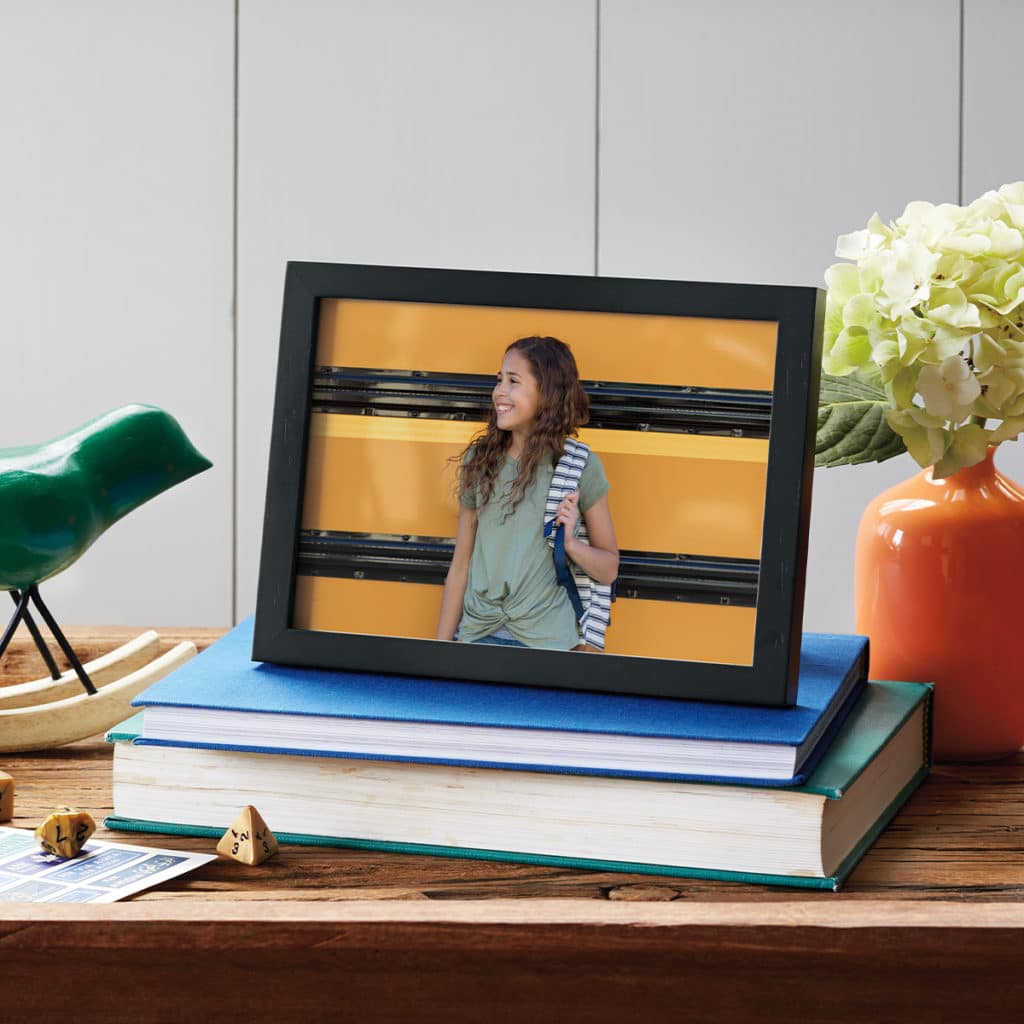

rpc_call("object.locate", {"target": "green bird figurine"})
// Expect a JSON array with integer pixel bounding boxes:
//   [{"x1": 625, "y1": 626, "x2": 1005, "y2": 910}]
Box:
[{"x1": 0, "y1": 404, "x2": 212, "y2": 693}]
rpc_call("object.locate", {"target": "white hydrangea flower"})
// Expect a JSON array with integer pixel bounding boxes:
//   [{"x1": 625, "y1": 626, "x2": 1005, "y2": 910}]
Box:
[
  {"x1": 996, "y1": 182, "x2": 1024, "y2": 229},
  {"x1": 968, "y1": 263, "x2": 1024, "y2": 315},
  {"x1": 896, "y1": 201, "x2": 963, "y2": 248},
  {"x1": 823, "y1": 182, "x2": 1024, "y2": 474},
  {"x1": 971, "y1": 332, "x2": 1011, "y2": 373},
  {"x1": 916, "y1": 355, "x2": 982, "y2": 422},
  {"x1": 978, "y1": 365, "x2": 1024, "y2": 415},
  {"x1": 941, "y1": 219, "x2": 1024, "y2": 262},
  {"x1": 885, "y1": 408, "x2": 949, "y2": 467},
  {"x1": 926, "y1": 287, "x2": 982, "y2": 330},
  {"x1": 861, "y1": 239, "x2": 941, "y2": 317},
  {"x1": 933, "y1": 423, "x2": 990, "y2": 477},
  {"x1": 836, "y1": 229, "x2": 881, "y2": 261},
  {"x1": 835, "y1": 212, "x2": 891, "y2": 260}
]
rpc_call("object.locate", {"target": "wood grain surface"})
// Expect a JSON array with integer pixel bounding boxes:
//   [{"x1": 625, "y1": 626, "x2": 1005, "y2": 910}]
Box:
[{"x1": 2, "y1": 625, "x2": 1023, "y2": 1022}]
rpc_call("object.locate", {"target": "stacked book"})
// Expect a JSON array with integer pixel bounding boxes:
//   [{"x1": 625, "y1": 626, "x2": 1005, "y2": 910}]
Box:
[{"x1": 105, "y1": 618, "x2": 931, "y2": 890}]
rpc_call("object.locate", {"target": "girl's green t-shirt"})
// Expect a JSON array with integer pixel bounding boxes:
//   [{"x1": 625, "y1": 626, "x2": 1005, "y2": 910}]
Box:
[{"x1": 458, "y1": 450, "x2": 609, "y2": 650}]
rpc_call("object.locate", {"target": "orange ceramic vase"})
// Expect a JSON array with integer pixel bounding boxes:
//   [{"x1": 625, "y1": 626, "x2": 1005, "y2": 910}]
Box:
[{"x1": 855, "y1": 447, "x2": 1024, "y2": 761}]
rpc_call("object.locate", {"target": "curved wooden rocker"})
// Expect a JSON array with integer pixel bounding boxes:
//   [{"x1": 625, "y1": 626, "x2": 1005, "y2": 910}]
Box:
[{"x1": 0, "y1": 634, "x2": 196, "y2": 753}]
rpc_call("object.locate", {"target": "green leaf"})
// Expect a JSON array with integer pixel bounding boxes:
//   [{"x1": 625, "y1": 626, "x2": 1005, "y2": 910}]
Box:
[{"x1": 815, "y1": 373, "x2": 907, "y2": 467}]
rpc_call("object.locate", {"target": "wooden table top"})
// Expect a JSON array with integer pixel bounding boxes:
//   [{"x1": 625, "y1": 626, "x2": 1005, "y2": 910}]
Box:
[{"x1": 3, "y1": 627, "x2": 1024, "y2": 1023}]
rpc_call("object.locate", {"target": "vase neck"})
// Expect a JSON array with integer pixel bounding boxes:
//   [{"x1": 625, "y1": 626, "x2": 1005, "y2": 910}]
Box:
[{"x1": 927, "y1": 446, "x2": 997, "y2": 487}]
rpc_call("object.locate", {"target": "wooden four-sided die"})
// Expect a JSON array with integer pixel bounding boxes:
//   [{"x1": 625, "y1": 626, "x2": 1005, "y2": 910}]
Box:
[
  {"x1": 216, "y1": 805, "x2": 279, "y2": 866},
  {"x1": 35, "y1": 806, "x2": 96, "y2": 858}
]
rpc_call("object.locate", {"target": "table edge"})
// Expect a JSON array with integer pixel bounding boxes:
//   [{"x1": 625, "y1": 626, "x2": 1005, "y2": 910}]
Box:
[{"x1": 2, "y1": 898, "x2": 1023, "y2": 927}]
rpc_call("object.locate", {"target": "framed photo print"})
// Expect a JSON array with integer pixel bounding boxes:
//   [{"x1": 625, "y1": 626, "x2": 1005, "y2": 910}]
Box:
[{"x1": 254, "y1": 262, "x2": 823, "y2": 704}]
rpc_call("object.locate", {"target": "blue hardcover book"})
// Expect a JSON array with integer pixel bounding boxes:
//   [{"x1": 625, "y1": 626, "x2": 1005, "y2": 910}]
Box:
[{"x1": 130, "y1": 617, "x2": 867, "y2": 786}]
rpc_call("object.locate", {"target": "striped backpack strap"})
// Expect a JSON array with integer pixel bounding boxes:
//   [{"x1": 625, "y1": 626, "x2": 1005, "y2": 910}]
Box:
[{"x1": 543, "y1": 439, "x2": 614, "y2": 650}]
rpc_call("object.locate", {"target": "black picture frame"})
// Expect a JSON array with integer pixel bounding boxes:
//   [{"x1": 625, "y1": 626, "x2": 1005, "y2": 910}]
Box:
[{"x1": 254, "y1": 262, "x2": 823, "y2": 705}]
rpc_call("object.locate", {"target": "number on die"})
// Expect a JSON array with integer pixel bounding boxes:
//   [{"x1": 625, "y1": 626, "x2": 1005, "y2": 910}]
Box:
[{"x1": 35, "y1": 806, "x2": 96, "y2": 858}]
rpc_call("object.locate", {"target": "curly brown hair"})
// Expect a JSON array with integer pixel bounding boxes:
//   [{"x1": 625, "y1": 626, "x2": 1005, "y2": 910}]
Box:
[{"x1": 459, "y1": 336, "x2": 590, "y2": 520}]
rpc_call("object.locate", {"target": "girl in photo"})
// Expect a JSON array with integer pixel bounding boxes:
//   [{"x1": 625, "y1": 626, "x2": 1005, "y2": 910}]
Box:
[{"x1": 436, "y1": 336, "x2": 619, "y2": 651}]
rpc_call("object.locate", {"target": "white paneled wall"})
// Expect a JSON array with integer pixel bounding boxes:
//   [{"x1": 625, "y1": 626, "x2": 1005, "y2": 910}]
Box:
[
  {"x1": 601, "y1": 0, "x2": 958, "y2": 287},
  {"x1": 0, "y1": 2, "x2": 234, "y2": 627},
  {"x1": 235, "y1": 0, "x2": 596, "y2": 617},
  {"x1": 3, "y1": 2, "x2": 1020, "y2": 634}
]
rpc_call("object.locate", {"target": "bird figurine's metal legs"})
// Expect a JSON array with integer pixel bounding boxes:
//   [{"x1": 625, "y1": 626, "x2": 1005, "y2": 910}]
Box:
[
  {"x1": 0, "y1": 586, "x2": 97, "y2": 695},
  {"x1": 7, "y1": 589, "x2": 61, "y2": 680}
]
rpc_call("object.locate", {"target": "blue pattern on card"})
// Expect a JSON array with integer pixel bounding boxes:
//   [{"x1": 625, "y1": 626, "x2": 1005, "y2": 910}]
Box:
[
  {"x1": 97, "y1": 854, "x2": 187, "y2": 888},
  {"x1": 2, "y1": 878, "x2": 65, "y2": 901},
  {"x1": 48, "y1": 847, "x2": 146, "y2": 882},
  {"x1": 3, "y1": 850, "x2": 72, "y2": 876}
]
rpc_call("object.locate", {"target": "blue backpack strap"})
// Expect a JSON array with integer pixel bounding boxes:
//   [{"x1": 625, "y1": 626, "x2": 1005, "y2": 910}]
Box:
[{"x1": 544, "y1": 517, "x2": 585, "y2": 621}]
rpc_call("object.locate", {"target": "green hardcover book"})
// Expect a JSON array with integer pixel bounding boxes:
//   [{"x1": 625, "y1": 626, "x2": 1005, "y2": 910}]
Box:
[{"x1": 105, "y1": 681, "x2": 931, "y2": 890}]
